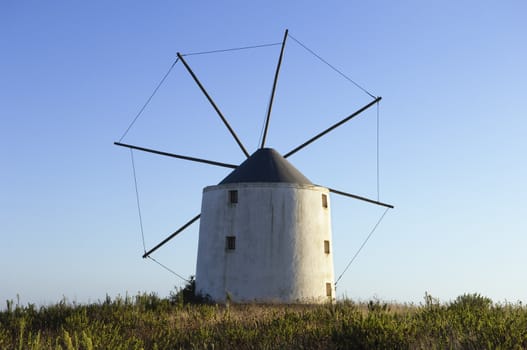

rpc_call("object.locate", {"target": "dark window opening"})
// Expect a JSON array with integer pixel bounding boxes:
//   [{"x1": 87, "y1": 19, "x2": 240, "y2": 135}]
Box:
[
  {"x1": 229, "y1": 190, "x2": 238, "y2": 204},
  {"x1": 322, "y1": 194, "x2": 328, "y2": 208},
  {"x1": 226, "y1": 236, "x2": 236, "y2": 250},
  {"x1": 324, "y1": 240, "x2": 330, "y2": 254},
  {"x1": 326, "y1": 283, "x2": 332, "y2": 297}
]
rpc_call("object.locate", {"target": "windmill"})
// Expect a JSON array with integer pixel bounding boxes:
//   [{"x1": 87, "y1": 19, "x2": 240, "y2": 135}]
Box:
[{"x1": 115, "y1": 30, "x2": 394, "y2": 303}]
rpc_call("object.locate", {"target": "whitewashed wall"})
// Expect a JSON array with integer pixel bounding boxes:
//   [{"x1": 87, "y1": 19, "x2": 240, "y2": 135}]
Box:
[{"x1": 195, "y1": 183, "x2": 335, "y2": 303}]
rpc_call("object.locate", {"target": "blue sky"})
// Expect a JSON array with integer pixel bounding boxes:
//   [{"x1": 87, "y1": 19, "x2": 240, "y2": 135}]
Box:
[{"x1": 2, "y1": 1, "x2": 526, "y2": 306}]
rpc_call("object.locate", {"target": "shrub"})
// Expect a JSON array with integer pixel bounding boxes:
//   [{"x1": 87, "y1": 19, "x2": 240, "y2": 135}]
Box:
[
  {"x1": 169, "y1": 276, "x2": 212, "y2": 305},
  {"x1": 448, "y1": 293, "x2": 493, "y2": 311}
]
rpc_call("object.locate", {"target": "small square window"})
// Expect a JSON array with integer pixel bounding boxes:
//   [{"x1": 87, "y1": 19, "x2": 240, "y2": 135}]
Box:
[
  {"x1": 226, "y1": 236, "x2": 236, "y2": 250},
  {"x1": 324, "y1": 240, "x2": 330, "y2": 254},
  {"x1": 229, "y1": 190, "x2": 238, "y2": 204},
  {"x1": 321, "y1": 194, "x2": 328, "y2": 208},
  {"x1": 326, "y1": 283, "x2": 332, "y2": 297}
]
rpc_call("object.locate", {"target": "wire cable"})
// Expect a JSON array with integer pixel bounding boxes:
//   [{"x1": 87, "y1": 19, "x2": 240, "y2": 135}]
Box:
[
  {"x1": 376, "y1": 101, "x2": 380, "y2": 201},
  {"x1": 118, "y1": 58, "x2": 179, "y2": 142},
  {"x1": 335, "y1": 207, "x2": 390, "y2": 286},
  {"x1": 130, "y1": 149, "x2": 147, "y2": 253},
  {"x1": 288, "y1": 34, "x2": 376, "y2": 99},
  {"x1": 119, "y1": 41, "x2": 281, "y2": 142},
  {"x1": 181, "y1": 42, "x2": 281, "y2": 56},
  {"x1": 130, "y1": 151, "x2": 189, "y2": 283},
  {"x1": 147, "y1": 256, "x2": 190, "y2": 283}
]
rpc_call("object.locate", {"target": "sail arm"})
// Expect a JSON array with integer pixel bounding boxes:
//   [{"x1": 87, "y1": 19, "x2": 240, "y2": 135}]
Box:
[
  {"x1": 142, "y1": 214, "x2": 201, "y2": 258},
  {"x1": 326, "y1": 187, "x2": 394, "y2": 209},
  {"x1": 114, "y1": 142, "x2": 237, "y2": 168}
]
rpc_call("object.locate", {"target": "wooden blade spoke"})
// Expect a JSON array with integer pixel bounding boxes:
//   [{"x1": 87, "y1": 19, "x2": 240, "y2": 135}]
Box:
[
  {"x1": 284, "y1": 97, "x2": 381, "y2": 158},
  {"x1": 142, "y1": 214, "x2": 201, "y2": 258},
  {"x1": 327, "y1": 187, "x2": 394, "y2": 209},
  {"x1": 177, "y1": 53, "x2": 250, "y2": 158},
  {"x1": 114, "y1": 142, "x2": 237, "y2": 169}
]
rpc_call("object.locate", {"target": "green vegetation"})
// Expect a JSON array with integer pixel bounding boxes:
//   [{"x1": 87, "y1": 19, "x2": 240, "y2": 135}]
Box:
[{"x1": 1, "y1": 291, "x2": 526, "y2": 349}]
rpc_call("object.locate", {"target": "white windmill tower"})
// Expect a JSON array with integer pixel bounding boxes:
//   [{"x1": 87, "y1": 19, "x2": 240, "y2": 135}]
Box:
[
  {"x1": 197, "y1": 148, "x2": 334, "y2": 303},
  {"x1": 115, "y1": 30, "x2": 393, "y2": 303}
]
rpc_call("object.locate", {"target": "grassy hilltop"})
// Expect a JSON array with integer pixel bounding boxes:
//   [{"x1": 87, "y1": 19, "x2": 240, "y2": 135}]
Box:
[{"x1": 1, "y1": 291, "x2": 527, "y2": 349}]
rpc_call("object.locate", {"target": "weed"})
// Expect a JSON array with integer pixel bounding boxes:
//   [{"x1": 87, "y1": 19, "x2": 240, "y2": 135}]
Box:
[{"x1": 1, "y1": 292, "x2": 527, "y2": 349}]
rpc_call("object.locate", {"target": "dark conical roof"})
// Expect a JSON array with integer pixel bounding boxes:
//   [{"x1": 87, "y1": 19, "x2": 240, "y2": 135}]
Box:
[{"x1": 219, "y1": 148, "x2": 312, "y2": 185}]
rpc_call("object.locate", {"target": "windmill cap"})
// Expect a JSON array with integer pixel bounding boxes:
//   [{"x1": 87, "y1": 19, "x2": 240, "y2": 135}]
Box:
[{"x1": 219, "y1": 148, "x2": 312, "y2": 185}]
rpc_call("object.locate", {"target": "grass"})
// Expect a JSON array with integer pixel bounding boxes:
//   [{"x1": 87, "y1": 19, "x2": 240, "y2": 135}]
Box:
[{"x1": 1, "y1": 291, "x2": 527, "y2": 349}]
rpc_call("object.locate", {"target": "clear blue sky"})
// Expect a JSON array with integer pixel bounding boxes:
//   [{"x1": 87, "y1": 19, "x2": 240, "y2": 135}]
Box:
[{"x1": 2, "y1": 1, "x2": 526, "y2": 306}]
